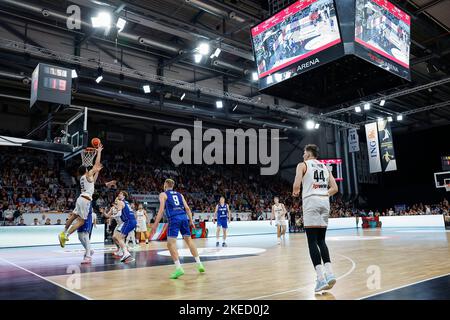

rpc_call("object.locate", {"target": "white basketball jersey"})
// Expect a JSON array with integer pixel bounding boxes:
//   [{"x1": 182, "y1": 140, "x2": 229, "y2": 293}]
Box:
[
  {"x1": 112, "y1": 207, "x2": 122, "y2": 223},
  {"x1": 80, "y1": 175, "x2": 95, "y2": 199},
  {"x1": 136, "y1": 209, "x2": 146, "y2": 222},
  {"x1": 273, "y1": 204, "x2": 285, "y2": 221},
  {"x1": 302, "y1": 159, "x2": 330, "y2": 200}
]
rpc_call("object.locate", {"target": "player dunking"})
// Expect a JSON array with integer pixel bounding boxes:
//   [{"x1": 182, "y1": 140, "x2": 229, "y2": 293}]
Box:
[
  {"x1": 270, "y1": 197, "x2": 288, "y2": 244},
  {"x1": 151, "y1": 179, "x2": 205, "y2": 279},
  {"x1": 59, "y1": 145, "x2": 103, "y2": 247},
  {"x1": 214, "y1": 196, "x2": 231, "y2": 247},
  {"x1": 292, "y1": 144, "x2": 338, "y2": 293}
]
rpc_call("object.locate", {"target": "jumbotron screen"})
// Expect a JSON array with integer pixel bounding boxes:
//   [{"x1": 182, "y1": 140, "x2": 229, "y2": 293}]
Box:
[
  {"x1": 251, "y1": 0, "x2": 341, "y2": 80},
  {"x1": 355, "y1": 0, "x2": 410, "y2": 69}
]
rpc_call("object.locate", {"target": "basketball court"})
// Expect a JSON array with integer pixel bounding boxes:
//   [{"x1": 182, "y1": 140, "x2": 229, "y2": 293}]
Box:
[{"x1": 0, "y1": 227, "x2": 449, "y2": 300}]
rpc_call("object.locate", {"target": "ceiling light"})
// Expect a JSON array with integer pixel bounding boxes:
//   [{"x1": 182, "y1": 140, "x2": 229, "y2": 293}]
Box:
[
  {"x1": 252, "y1": 72, "x2": 258, "y2": 81},
  {"x1": 314, "y1": 123, "x2": 320, "y2": 129},
  {"x1": 95, "y1": 67, "x2": 103, "y2": 83},
  {"x1": 355, "y1": 106, "x2": 362, "y2": 113},
  {"x1": 380, "y1": 99, "x2": 386, "y2": 106},
  {"x1": 197, "y1": 43, "x2": 210, "y2": 55},
  {"x1": 210, "y1": 48, "x2": 221, "y2": 59},
  {"x1": 116, "y1": 17, "x2": 126, "y2": 32},
  {"x1": 71, "y1": 69, "x2": 78, "y2": 79},
  {"x1": 306, "y1": 120, "x2": 315, "y2": 130},
  {"x1": 397, "y1": 114, "x2": 403, "y2": 121},
  {"x1": 180, "y1": 92, "x2": 186, "y2": 101},
  {"x1": 194, "y1": 53, "x2": 202, "y2": 63},
  {"x1": 143, "y1": 85, "x2": 151, "y2": 93},
  {"x1": 232, "y1": 104, "x2": 238, "y2": 111},
  {"x1": 216, "y1": 100, "x2": 223, "y2": 109},
  {"x1": 364, "y1": 103, "x2": 370, "y2": 110},
  {"x1": 91, "y1": 12, "x2": 112, "y2": 28},
  {"x1": 387, "y1": 116, "x2": 393, "y2": 122}
]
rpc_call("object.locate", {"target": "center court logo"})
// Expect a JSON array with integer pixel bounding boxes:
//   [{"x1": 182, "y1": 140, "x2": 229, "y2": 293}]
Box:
[{"x1": 170, "y1": 121, "x2": 280, "y2": 175}]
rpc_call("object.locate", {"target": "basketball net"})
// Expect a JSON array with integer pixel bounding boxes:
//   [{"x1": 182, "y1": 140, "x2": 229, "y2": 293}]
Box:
[{"x1": 81, "y1": 147, "x2": 97, "y2": 167}]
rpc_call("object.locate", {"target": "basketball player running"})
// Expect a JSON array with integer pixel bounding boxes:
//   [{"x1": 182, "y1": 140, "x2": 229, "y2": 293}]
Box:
[
  {"x1": 292, "y1": 144, "x2": 339, "y2": 292},
  {"x1": 77, "y1": 203, "x2": 95, "y2": 264},
  {"x1": 59, "y1": 145, "x2": 103, "y2": 247},
  {"x1": 214, "y1": 196, "x2": 231, "y2": 247},
  {"x1": 114, "y1": 191, "x2": 137, "y2": 262},
  {"x1": 150, "y1": 179, "x2": 205, "y2": 279},
  {"x1": 270, "y1": 197, "x2": 288, "y2": 244},
  {"x1": 136, "y1": 204, "x2": 150, "y2": 244}
]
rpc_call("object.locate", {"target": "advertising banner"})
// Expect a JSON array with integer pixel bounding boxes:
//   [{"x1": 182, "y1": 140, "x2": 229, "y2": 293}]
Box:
[
  {"x1": 365, "y1": 122, "x2": 382, "y2": 173},
  {"x1": 377, "y1": 119, "x2": 397, "y2": 171},
  {"x1": 348, "y1": 128, "x2": 360, "y2": 152}
]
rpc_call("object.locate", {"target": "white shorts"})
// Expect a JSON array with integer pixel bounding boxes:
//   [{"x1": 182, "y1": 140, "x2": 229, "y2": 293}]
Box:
[
  {"x1": 73, "y1": 196, "x2": 91, "y2": 220},
  {"x1": 136, "y1": 220, "x2": 147, "y2": 232},
  {"x1": 276, "y1": 220, "x2": 288, "y2": 227},
  {"x1": 302, "y1": 196, "x2": 330, "y2": 227}
]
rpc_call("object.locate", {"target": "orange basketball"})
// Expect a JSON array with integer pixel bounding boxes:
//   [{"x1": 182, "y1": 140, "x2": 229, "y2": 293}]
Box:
[{"x1": 91, "y1": 137, "x2": 101, "y2": 148}]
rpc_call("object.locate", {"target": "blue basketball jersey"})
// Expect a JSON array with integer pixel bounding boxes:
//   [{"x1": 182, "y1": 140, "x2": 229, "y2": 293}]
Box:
[
  {"x1": 217, "y1": 204, "x2": 228, "y2": 219},
  {"x1": 165, "y1": 190, "x2": 186, "y2": 219},
  {"x1": 121, "y1": 200, "x2": 136, "y2": 223}
]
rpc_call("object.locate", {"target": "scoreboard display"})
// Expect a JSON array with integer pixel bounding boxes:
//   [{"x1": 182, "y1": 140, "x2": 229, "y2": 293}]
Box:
[{"x1": 30, "y1": 63, "x2": 72, "y2": 109}]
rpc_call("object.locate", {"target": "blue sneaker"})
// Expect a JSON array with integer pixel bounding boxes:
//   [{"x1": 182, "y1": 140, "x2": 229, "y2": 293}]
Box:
[
  {"x1": 314, "y1": 279, "x2": 329, "y2": 293},
  {"x1": 325, "y1": 273, "x2": 337, "y2": 289}
]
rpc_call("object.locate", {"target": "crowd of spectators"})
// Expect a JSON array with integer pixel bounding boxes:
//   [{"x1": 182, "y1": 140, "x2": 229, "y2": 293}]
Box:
[{"x1": 1, "y1": 147, "x2": 449, "y2": 227}]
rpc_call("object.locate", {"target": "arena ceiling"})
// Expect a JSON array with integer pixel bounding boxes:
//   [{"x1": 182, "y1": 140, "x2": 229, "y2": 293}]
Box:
[{"x1": 0, "y1": 0, "x2": 449, "y2": 135}]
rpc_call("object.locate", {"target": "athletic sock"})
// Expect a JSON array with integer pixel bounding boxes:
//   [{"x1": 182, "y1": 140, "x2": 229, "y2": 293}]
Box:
[
  {"x1": 194, "y1": 256, "x2": 201, "y2": 264},
  {"x1": 174, "y1": 260, "x2": 181, "y2": 269},
  {"x1": 324, "y1": 262, "x2": 333, "y2": 275},
  {"x1": 315, "y1": 264, "x2": 325, "y2": 281}
]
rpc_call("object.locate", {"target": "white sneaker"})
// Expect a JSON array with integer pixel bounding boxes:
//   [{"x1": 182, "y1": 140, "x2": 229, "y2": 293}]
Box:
[
  {"x1": 314, "y1": 278, "x2": 329, "y2": 292},
  {"x1": 325, "y1": 273, "x2": 337, "y2": 289},
  {"x1": 120, "y1": 252, "x2": 132, "y2": 263}
]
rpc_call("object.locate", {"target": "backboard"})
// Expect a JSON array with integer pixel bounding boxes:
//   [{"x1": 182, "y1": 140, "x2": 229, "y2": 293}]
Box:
[{"x1": 434, "y1": 171, "x2": 450, "y2": 188}]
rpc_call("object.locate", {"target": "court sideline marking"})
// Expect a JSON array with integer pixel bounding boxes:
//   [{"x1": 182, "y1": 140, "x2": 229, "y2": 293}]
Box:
[
  {"x1": 248, "y1": 253, "x2": 356, "y2": 300},
  {"x1": 0, "y1": 256, "x2": 92, "y2": 300},
  {"x1": 357, "y1": 272, "x2": 450, "y2": 300}
]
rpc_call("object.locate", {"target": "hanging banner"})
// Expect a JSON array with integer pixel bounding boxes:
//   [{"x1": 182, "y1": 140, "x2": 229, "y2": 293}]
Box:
[
  {"x1": 365, "y1": 122, "x2": 382, "y2": 173},
  {"x1": 377, "y1": 120, "x2": 397, "y2": 171},
  {"x1": 348, "y1": 128, "x2": 360, "y2": 152}
]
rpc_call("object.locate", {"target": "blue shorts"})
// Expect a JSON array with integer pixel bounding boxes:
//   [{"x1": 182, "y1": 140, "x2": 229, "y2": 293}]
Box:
[
  {"x1": 217, "y1": 218, "x2": 228, "y2": 229},
  {"x1": 119, "y1": 219, "x2": 137, "y2": 236},
  {"x1": 168, "y1": 217, "x2": 191, "y2": 238}
]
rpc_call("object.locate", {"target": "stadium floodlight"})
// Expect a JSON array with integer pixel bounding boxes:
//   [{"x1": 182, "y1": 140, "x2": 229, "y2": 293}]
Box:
[
  {"x1": 71, "y1": 69, "x2": 78, "y2": 79},
  {"x1": 197, "y1": 43, "x2": 210, "y2": 55},
  {"x1": 314, "y1": 123, "x2": 320, "y2": 129},
  {"x1": 355, "y1": 106, "x2": 362, "y2": 113},
  {"x1": 194, "y1": 53, "x2": 202, "y2": 63},
  {"x1": 380, "y1": 99, "x2": 386, "y2": 106},
  {"x1": 306, "y1": 120, "x2": 315, "y2": 130},
  {"x1": 397, "y1": 114, "x2": 403, "y2": 121},
  {"x1": 95, "y1": 67, "x2": 103, "y2": 83},
  {"x1": 252, "y1": 72, "x2": 258, "y2": 81},
  {"x1": 210, "y1": 48, "x2": 221, "y2": 59},
  {"x1": 387, "y1": 116, "x2": 393, "y2": 122},
  {"x1": 143, "y1": 85, "x2": 151, "y2": 93},
  {"x1": 216, "y1": 100, "x2": 223, "y2": 109},
  {"x1": 364, "y1": 103, "x2": 371, "y2": 110},
  {"x1": 180, "y1": 92, "x2": 186, "y2": 101},
  {"x1": 91, "y1": 12, "x2": 112, "y2": 28},
  {"x1": 116, "y1": 17, "x2": 127, "y2": 32}
]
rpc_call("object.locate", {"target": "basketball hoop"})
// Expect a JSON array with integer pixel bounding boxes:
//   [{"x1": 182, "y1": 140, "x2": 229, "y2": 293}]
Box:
[{"x1": 81, "y1": 147, "x2": 97, "y2": 167}]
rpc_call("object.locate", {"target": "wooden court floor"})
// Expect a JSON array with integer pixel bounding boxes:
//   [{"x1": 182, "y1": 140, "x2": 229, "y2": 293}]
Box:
[{"x1": 0, "y1": 227, "x2": 449, "y2": 300}]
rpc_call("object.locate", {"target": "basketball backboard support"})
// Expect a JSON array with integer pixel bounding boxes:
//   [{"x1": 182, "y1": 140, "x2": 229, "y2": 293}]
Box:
[
  {"x1": 0, "y1": 107, "x2": 88, "y2": 160},
  {"x1": 434, "y1": 171, "x2": 450, "y2": 188}
]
